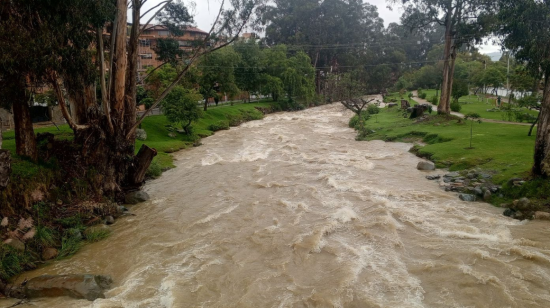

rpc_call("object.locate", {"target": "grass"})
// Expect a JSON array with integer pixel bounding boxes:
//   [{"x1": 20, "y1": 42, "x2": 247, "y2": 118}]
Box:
[
  {"x1": 84, "y1": 227, "x2": 111, "y2": 243},
  {"x1": 418, "y1": 89, "x2": 539, "y2": 122},
  {"x1": 359, "y1": 104, "x2": 536, "y2": 184}
]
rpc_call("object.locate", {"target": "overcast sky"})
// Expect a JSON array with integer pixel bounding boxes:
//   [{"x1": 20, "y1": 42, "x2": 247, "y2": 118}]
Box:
[{"x1": 141, "y1": 0, "x2": 501, "y2": 55}]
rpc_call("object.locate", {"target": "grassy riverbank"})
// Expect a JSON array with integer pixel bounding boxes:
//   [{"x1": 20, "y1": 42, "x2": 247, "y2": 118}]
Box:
[{"x1": 359, "y1": 106, "x2": 535, "y2": 184}]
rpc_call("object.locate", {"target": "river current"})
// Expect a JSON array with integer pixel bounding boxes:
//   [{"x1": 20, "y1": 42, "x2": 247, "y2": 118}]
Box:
[{"x1": 5, "y1": 102, "x2": 550, "y2": 307}]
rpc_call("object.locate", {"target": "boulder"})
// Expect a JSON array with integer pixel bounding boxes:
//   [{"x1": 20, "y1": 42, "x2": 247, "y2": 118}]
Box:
[
  {"x1": 483, "y1": 190, "x2": 492, "y2": 202},
  {"x1": 125, "y1": 191, "x2": 150, "y2": 205},
  {"x1": 23, "y1": 274, "x2": 112, "y2": 301},
  {"x1": 507, "y1": 177, "x2": 523, "y2": 187},
  {"x1": 445, "y1": 172, "x2": 460, "y2": 178},
  {"x1": 3, "y1": 238, "x2": 25, "y2": 251},
  {"x1": 387, "y1": 103, "x2": 398, "y2": 108},
  {"x1": 417, "y1": 161, "x2": 435, "y2": 171},
  {"x1": 426, "y1": 175, "x2": 441, "y2": 180},
  {"x1": 135, "y1": 129, "x2": 147, "y2": 141},
  {"x1": 515, "y1": 197, "x2": 531, "y2": 210},
  {"x1": 104, "y1": 216, "x2": 115, "y2": 225},
  {"x1": 42, "y1": 248, "x2": 59, "y2": 260},
  {"x1": 168, "y1": 132, "x2": 177, "y2": 138},
  {"x1": 473, "y1": 187, "x2": 483, "y2": 196},
  {"x1": 459, "y1": 194, "x2": 476, "y2": 202},
  {"x1": 503, "y1": 208, "x2": 516, "y2": 217},
  {"x1": 534, "y1": 211, "x2": 550, "y2": 220},
  {"x1": 1, "y1": 217, "x2": 7, "y2": 227}
]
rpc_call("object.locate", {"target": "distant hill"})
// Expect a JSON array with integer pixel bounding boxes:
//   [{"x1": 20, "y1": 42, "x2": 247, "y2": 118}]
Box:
[{"x1": 486, "y1": 52, "x2": 502, "y2": 62}]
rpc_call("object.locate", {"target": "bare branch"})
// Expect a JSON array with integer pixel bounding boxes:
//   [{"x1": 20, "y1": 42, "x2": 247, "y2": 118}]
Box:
[
  {"x1": 50, "y1": 72, "x2": 87, "y2": 131},
  {"x1": 140, "y1": 1, "x2": 169, "y2": 19},
  {"x1": 140, "y1": 0, "x2": 174, "y2": 36}
]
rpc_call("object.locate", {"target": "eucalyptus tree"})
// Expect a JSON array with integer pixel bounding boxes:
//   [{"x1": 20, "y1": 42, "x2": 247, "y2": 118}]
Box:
[
  {"x1": 496, "y1": 0, "x2": 550, "y2": 177},
  {"x1": 389, "y1": 0, "x2": 496, "y2": 114},
  {"x1": 0, "y1": 0, "x2": 260, "y2": 193}
]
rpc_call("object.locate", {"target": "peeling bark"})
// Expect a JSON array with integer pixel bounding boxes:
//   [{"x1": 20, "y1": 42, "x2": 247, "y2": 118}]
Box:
[
  {"x1": 533, "y1": 76, "x2": 550, "y2": 177},
  {"x1": 11, "y1": 86, "x2": 37, "y2": 161}
]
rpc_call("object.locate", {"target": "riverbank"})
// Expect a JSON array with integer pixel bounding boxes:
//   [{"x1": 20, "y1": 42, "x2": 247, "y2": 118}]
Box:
[
  {"x1": 0, "y1": 101, "x2": 281, "y2": 294},
  {"x1": 353, "y1": 103, "x2": 549, "y2": 215}
]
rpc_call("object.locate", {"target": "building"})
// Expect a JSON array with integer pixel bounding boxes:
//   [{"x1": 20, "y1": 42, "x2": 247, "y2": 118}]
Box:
[{"x1": 137, "y1": 25, "x2": 209, "y2": 74}]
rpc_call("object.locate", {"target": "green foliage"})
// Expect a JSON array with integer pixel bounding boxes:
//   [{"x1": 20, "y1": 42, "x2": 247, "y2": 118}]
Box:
[
  {"x1": 58, "y1": 229, "x2": 84, "y2": 259},
  {"x1": 367, "y1": 104, "x2": 380, "y2": 115},
  {"x1": 208, "y1": 121, "x2": 230, "y2": 131},
  {"x1": 452, "y1": 80, "x2": 469, "y2": 102},
  {"x1": 34, "y1": 225, "x2": 56, "y2": 248},
  {"x1": 146, "y1": 158, "x2": 163, "y2": 178},
  {"x1": 430, "y1": 95, "x2": 439, "y2": 106},
  {"x1": 84, "y1": 227, "x2": 111, "y2": 243},
  {"x1": 162, "y1": 87, "x2": 203, "y2": 135},
  {"x1": 0, "y1": 246, "x2": 32, "y2": 280},
  {"x1": 450, "y1": 101, "x2": 462, "y2": 112}
]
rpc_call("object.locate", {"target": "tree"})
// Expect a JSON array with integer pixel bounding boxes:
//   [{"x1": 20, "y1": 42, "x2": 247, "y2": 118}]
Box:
[
  {"x1": 464, "y1": 113, "x2": 482, "y2": 149},
  {"x1": 390, "y1": 0, "x2": 496, "y2": 115},
  {"x1": 197, "y1": 48, "x2": 240, "y2": 111},
  {"x1": 452, "y1": 79, "x2": 469, "y2": 102},
  {"x1": 162, "y1": 87, "x2": 202, "y2": 135},
  {"x1": 234, "y1": 39, "x2": 264, "y2": 102},
  {"x1": 0, "y1": 0, "x2": 260, "y2": 194},
  {"x1": 496, "y1": 0, "x2": 550, "y2": 177}
]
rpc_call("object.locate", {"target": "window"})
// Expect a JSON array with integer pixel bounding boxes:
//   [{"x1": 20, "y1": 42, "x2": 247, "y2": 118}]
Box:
[
  {"x1": 178, "y1": 40, "x2": 192, "y2": 47},
  {"x1": 158, "y1": 30, "x2": 169, "y2": 36},
  {"x1": 140, "y1": 53, "x2": 153, "y2": 59},
  {"x1": 139, "y1": 39, "x2": 150, "y2": 47}
]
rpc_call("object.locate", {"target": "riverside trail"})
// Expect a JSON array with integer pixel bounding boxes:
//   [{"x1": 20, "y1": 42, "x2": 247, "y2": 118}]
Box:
[{"x1": 4, "y1": 102, "x2": 550, "y2": 307}]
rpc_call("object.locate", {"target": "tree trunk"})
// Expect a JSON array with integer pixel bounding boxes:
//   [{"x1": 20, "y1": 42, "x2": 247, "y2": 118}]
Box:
[
  {"x1": 204, "y1": 98, "x2": 208, "y2": 111},
  {"x1": 533, "y1": 75, "x2": 550, "y2": 177},
  {"x1": 445, "y1": 46, "x2": 457, "y2": 114},
  {"x1": 124, "y1": 1, "x2": 140, "y2": 143},
  {"x1": 0, "y1": 150, "x2": 11, "y2": 189},
  {"x1": 438, "y1": 8, "x2": 453, "y2": 115},
  {"x1": 12, "y1": 88, "x2": 38, "y2": 161},
  {"x1": 529, "y1": 112, "x2": 540, "y2": 137},
  {"x1": 130, "y1": 144, "x2": 157, "y2": 185}
]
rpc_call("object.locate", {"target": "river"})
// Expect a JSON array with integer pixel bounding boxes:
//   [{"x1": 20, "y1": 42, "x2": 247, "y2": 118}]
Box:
[{"x1": 4, "y1": 102, "x2": 550, "y2": 307}]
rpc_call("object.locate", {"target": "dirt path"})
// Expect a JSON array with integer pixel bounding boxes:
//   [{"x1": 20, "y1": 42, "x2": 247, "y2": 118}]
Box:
[{"x1": 412, "y1": 91, "x2": 533, "y2": 126}]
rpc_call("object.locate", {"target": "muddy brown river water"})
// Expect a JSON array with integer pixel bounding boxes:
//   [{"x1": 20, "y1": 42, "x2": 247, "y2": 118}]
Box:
[{"x1": 3, "y1": 103, "x2": 550, "y2": 307}]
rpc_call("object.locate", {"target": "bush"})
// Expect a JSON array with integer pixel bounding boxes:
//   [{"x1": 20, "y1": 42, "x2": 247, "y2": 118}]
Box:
[
  {"x1": 146, "y1": 158, "x2": 162, "y2": 178},
  {"x1": 348, "y1": 112, "x2": 371, "y2": 130},
  {"x1": 227, "y1": 114, "x2": 244, "y2": 126},
  {"x1": 367, "y1": 104, "x2": 380, "y2": 115},
  {"x1": 419, "y1": 93, "x2": 427, "y2": 99},
  {"x1": 430, "y1": 96, "x2": 439, "y2": 106},
  {"x1": 450, "y1": 101, "x2": 462, "y2": 112},
  {"x1": 208, "y1": 121, "x2": 230, "y2": 131}
]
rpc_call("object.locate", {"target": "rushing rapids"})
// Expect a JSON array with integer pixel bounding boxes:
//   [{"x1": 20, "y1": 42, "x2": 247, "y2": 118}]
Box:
[{"x1": 5, "y1": 102, "x2": 550, "y2": 307}]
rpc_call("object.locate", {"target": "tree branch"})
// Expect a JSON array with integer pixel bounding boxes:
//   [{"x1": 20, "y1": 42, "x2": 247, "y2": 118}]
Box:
[
  {"x1": 139, "y1": 0, "x2": 174, "y2": 36},
  {"x1": 50, "y1": 72, "x2": 87, "y2": 131},
  {"x1": 140, "y1": 1, "x2": 169, "y2": 19}
]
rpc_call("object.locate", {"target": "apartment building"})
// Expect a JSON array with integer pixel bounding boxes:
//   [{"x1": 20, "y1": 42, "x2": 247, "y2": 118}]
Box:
[{"x1": 137, "y1": 25, "x2": 208, "y2": 73}]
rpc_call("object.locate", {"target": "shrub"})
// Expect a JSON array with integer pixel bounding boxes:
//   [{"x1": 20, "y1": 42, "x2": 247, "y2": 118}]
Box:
[
  {"x1": 208, "y1": 121, "x2": 230, "y2": 131},
  {"x1": 348, "y1": 112, "x2": 371, "y2": 130},
  {"x1": 227, "y1": 114, "x2": 244, "y2": 126},
  {"x1": 419, "y1": 93, "x2": 427, "y2": 99},
  {"x1": 367, "y1": 104, "x2": 380, "y2": 115},
  {"x1": 450, "y1": 101, "x2": 462, "y2": 112},
  {"x1": 0, "y1": 246, "x2": 32, "y2": 280},
  {"x1": 146, "y1": 158, "x2": 162, "y2": 178},
  {"x1": 430, "y1": 96, "x2": 439, "y2": 105}
]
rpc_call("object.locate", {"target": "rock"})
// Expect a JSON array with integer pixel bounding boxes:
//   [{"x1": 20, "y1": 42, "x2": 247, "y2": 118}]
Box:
[
  {"x1": 467, "y1": 172, "x2": 477, "y2": 179},
  {"x1": 135, "y1": 129, "x2": 147, "y2": 141},
  {"x1": 480, "y1": 173, "x2": 492, "y2": 179},
  {"x1": 454, "y1": 180, "x2": 464, "y2": 184},
  {"x1": 69, "y1": 229, "x2": 83, "y2": 240},
  {"x1": 507, "y1": 177, "x2": 523, "y2": 187},
  {"x1": 387, "y1": 103, "x2": 398, "y2": 108},
  {"x1": 426, "y1": 175, "x2": 441, "y2": 180},
  {"x1": 23, "y1": 274, "x2": 112, "y2": 301},
  {"x1": 104, "y1": 216, "x2": 115, "y2": 225},
  {"x1": 459, "y1": 194, "x2": 476, "y2": 202},
  {"x1": 124, "y1": 191, "x2": 150, "y2": 205},
  {"x1": 1, "y1": 217, "x2": 7, "y2": 227},
  {"x1": 3, "y1": 238, "x2": 25, "y2": 251},
  {"x1": 490, "y1": 186, "x2": 500, "y2": 193},
  {"x1": 473, "y1": 187, "x2": 483, "y2": 196},
  {"x1": 516, "y1": 197, "x2": 531, "y2": 210},
  {"x1": 117, "y1": 206, "x2": 128, "y2": 214},
  {"x1": 168, "y1": 132, "x2": 177, "y2": 138},
  {"x1": 534, "y1": 211, "x2": 550, "y2": 220},
  {"x1": 42, "y1": 248, "x2": 59, "y2": 260},
  {"x1": 443, "y1": 178, "x2": 452, "y2": 183},
  {"x1": 417, "y1": 161, "x2": 435, "y2": 171},
  {"x1": 56, "y1": 199, "x2": 63, "y2": 206},
  {"x1": 0, "y1": 150, "x2": 11, "y2": 189},
  {"x1": 483, "y1": 190, "x2": 492, "y2": 201},
  {"x1": 445, "y1": 172, "x2": 460, "y2": 178},
  {"x1": 503, "y1": 208, "x2": 516, "y2": 217},
  {"x1": 513, "y1": 211, "x2": 525, "y2": 220}
]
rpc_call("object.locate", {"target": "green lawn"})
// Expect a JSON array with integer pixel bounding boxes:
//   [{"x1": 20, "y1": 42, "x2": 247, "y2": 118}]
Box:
[
  {"x1": 361, "y1": 106, "x2": 536, "y2": 184},
  {"x1": 418, "y1": 89, "x2": 539, "y2": 122}
]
